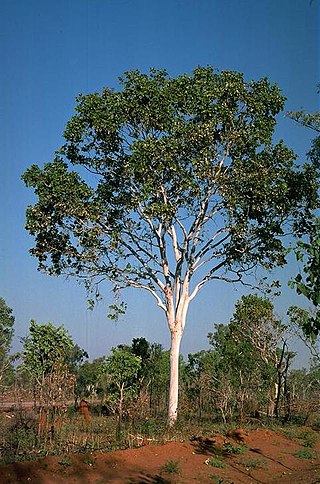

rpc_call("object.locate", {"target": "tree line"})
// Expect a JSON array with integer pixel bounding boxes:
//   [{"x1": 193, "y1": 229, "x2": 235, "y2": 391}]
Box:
[{"x1": 1, "y1": 294, "x2": 319, "y2": 428}]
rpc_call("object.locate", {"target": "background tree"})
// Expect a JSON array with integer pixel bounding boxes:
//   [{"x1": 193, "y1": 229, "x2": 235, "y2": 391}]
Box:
[
  {"x1": 205, "y1": 295, "x2": 289, "y2": 421},
  {"x1": 23, "y1": 67, "x2": 318, "y2": 424},
  {"x1": 21, "y1": 320, "x2": 75, "y2": 380},
  {"x1": 75, "y1": 357, "x2": 105, "y2": 401},
  {"x1": 100, "y1": 346, "x2": 141, "y2": 431},
  {"x1": 129, "y1": 337, "x2": 180, "y2": 417},
  {"x1": 139, "y1": 342, "x2": 172, "y2": 416},
  {"x1": 68, "y1": 344, "x2": 89, "y2": 374},
  {"x1": 228, "y1": 294, "x2": 291, "y2": 418},
  {"x1": 20, "y1": 320, "x2": 80, "y2": 430},
  {"x1": 184, "y1": 349, "x2": 217, "y2": 420},
  {"x1": 228, "y1": 295, "x2": 284, "y2": 363},
  {"x1": 67, "y1": 343, "x2": 89, "y2": 403},
  {"x1": 287, "y1": 306, "x2": 320, "y2": 363},
  {"x1": 208, "y1": 322, "x2": 269, "y2": 421},
  {"x1": 287, "y1": 363, "x2": 320, "y2": 423},
  {"x1": 0, "y1": 297, "x2": 15, "y2": 392}
]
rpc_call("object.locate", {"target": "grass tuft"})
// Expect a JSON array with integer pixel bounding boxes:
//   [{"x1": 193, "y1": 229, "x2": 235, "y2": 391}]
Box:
[
  {"x1": 205, "y1": 456, "x2": 226, "y2": 468},
  {"x1": 161, "y1": 459, "x2": 180, "y2": 474},
  {"x1": 294, "y1": 449, "x2": 317, "y2": 459},
  {"x1": 58, "y1": 456, "x2": 73, "y2": 467}
]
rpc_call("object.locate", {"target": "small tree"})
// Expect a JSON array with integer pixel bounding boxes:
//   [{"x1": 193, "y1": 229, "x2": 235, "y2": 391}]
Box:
[
  {"x1": 101, "y1": 346, "x2": 141, "y2": 429},
  {"x1": 185, "y1": 349, "x2": 217, "y2": 419},
  {"x1": 75, "y1": 357, "x2": 104, "y2": 401},
  {"x1": 0, "y1": 297, "x2": 15, "y2": 393},
  {"x1": 208, "y1": 295, "x2": 288, "y2": 420},
  {"x1": 228, "y1": 294, "x2": 285, "y2": 364},
  {"x1": 208, "y1": 322, "x2": 263, "y2": 421},
  {"x1": 287, "y1": 365, "x2": 320, "y2": 423},
  {"x1": 23, "y1": 67, "x2": 318, "y2": 424},
  {"x1": 145, "y1": 343, "x2": 171, "y2": 416},
  {"x1": 20, "y1": 321, "x2": 78, "y2": 429}
]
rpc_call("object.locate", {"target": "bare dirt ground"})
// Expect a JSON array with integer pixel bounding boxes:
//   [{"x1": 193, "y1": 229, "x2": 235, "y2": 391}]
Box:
[{"x1": 0, "y1": 427, "x2": 320, "y2": 483}]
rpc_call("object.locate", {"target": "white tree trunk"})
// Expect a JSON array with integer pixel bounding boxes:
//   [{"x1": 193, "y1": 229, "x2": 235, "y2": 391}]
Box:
[{"x1": 168, "y1": 325, "x2": 183, "y2": 426}]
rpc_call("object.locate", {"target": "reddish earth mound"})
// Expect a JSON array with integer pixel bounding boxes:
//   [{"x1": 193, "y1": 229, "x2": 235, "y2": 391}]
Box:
[{"x1": 1, "y1": 427, "x2": 320, "y2": 483}]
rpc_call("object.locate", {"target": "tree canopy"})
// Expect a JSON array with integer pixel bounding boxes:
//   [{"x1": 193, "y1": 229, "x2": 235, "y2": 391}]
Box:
[
  {"x1": 288, "y1": 96, "x2": 320, "y2": 338},
  {"x1": 23, "y1": 67, "x2": 317, "y2": 299},
  {"x1": 21, "y1": 320, "x2": 75, "y2": 380}
]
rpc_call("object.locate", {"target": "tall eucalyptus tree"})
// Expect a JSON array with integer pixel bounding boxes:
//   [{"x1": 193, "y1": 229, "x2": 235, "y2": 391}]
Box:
[{"x1": 23, "y1": 67, "x2": 318, "y2": 424}]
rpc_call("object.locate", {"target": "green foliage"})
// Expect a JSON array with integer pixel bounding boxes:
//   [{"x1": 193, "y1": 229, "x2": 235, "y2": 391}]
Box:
[
  {"x1": 68, "y1": 344, "x2": 89, "y2": 373},
  {"x1": 19, "y1": 321, "x2": 81, "y2": 409},
  {"x1": 75, "y1": 357, "x2": 105, "y2": 399},
  {"x1": 288, "y1": 106, "x2": 320, "y2": 164},
  {"x1": 209, "y1": 477, "x2": 229, "y2": 484},
  {"x1": 20, "y1": 320, "x2": 74, "y2": 380},
  {"x1": 294, "y1": 448, "x2": 317, "y2": 459},
  {"x1": 288, "y1": 100, "x2": 320, "y2": 338},
  {"x1": 161, "y1": 459, "x2": 180, "y2": 474},
  {"x1": 289, "y1": 221, "x2": 320, "y2": 339},
  {"x1": 223, "y1": 441, "x2": 247, "y2": 455},
  {"x1": 23, "y1": 66, "x2": 317, "y2": 301},
  {"x1": 287, "y1": 305, "x2": 320, "y2": 366},
  {"x1": 0, "y1": 297, "x2": 14, "y2": 353},
  {"x1": 229, "y1": 295, "x2": 283, "y2": 351},
  {"x1": 184, "y1": 349, "x2": 218, "y2": 417},
  {"x1": 0, "y1": 297, "x2": 15, "y2": 389},
  {"x1": 205, "y1": 457, "x2": 226, "y2": 468},
  {"x1": 4, "y1": 419, "x2": 37, "y2": 457},
  {"x1": 238, "y1": 456, "x2": 267, "y2": 469},
  {"x1": 58, "y1": 456, "x2": 73, "y2": 467},
  {"x1": 302, "y1": 432, "x2": 317, "y2": 448},
  {"x1": 104, "y1": 346, "x2": 142, "y2": 391},
  {"x1": 203, "y1": 295, "x2": 283, "y2": 421},
  {"x1": 83, "y1": 455, "x2": 96, "y2": 466},
  {"x1": 74, "y1": 337, "x2": 171, "y2": 415},
  {"x1": 282, "y1": 428, "x2": 318, "y2": 448},
  {"x1": 101, "y1": 346, "x2": 142, "y2": 419}
]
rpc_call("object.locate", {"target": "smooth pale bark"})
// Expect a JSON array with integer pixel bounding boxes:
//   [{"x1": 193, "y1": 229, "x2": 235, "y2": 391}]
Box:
[
  {"x1": 166, "y1": 280, "x2": 191, "y2": 426},
  {"x1": 168, "y1": 326, "x2": 183, "y2": 426}
]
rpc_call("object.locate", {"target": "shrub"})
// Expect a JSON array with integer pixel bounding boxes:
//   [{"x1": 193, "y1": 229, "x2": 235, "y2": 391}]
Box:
[
  {"x1": 161, "y1": 459, "x2": 180, "y2": 474},
  {"x1": 205, "y1": 457, "x2": 226, "y2": 468}
]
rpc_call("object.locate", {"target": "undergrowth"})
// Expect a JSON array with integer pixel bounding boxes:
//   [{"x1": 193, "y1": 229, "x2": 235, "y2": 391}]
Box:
[{"x1": 0, "y1": 407, "x2": 318, "y2": 464}]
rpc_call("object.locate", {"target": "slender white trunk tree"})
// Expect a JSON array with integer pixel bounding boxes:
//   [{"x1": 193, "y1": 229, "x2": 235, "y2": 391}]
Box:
[{"x1": 23, "y1": 67, "x2": 318, "y2": 425}]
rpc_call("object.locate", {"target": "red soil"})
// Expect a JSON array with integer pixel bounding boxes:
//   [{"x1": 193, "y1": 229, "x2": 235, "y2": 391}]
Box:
[{"x1": 1, "y1": 427, "x2": 320, "y2": 483}]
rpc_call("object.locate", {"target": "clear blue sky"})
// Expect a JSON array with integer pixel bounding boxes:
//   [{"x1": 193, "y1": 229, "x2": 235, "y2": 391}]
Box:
[{"x1": 0, "y1": 0, "x2": 319, "y2": 364}]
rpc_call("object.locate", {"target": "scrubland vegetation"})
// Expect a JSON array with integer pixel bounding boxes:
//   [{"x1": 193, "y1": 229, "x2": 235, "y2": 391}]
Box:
[{"x1": 0, "y1": 294, "x2": 320, "y2": 464}]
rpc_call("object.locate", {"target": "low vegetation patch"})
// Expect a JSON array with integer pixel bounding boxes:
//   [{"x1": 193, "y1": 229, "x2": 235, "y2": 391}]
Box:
[
  {"x1": 58, "y1": 456, "x2": 73, "y2": 467},
  {"x1": 83, "y1": 455, "x2": 96, "y2": 466},
  {"x1": 160, "y1": 459, "x2": 180, "y2": 474},
  {"x1": 205, "y1": 456, "x2": 226, "y2": 468},
  {"x1": 294, "y1": 449, "x2": 317, "y2": 460},
  {"x1": 238, "y1": 456, "x2": 268, "y2": 469},
  {"x1": 223, "y1": 441, "x2": 247, "y2": 455},
  {"x1": 300, "y1": 430, "x2": 318, "y2": 448}
]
